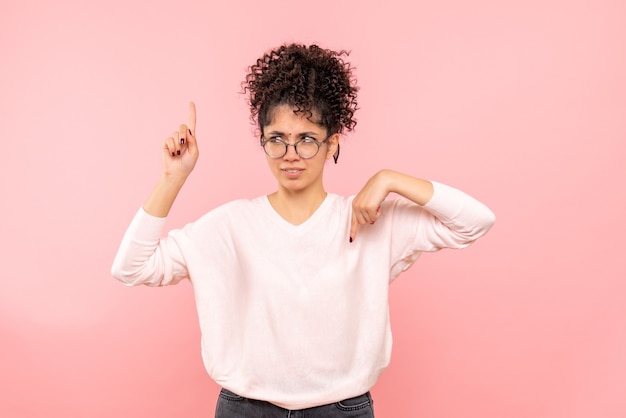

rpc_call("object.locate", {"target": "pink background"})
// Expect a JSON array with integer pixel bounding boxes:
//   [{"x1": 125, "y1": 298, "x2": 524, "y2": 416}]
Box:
[{"x1": 1, "y1": 0, "x2": 625, "y2": 416}]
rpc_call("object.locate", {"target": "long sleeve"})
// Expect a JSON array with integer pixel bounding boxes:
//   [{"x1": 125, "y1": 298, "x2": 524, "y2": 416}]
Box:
[
  {"x1": 417, "y1": 181, "x2": 496, "y2": 250},
  {"x1": 386, "y1": 181, "x2": 495, "y2": 279},
  {"x1": 110, "y1": 208, "x2": 189, "y2": 287}
]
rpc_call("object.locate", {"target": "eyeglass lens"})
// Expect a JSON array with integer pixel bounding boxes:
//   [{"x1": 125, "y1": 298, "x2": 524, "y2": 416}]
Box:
[{"x1": 264, "y1": 139, "x2": 321, "y2": 158}]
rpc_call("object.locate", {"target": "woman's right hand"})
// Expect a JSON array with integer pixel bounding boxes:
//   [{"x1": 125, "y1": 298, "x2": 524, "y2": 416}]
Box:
[
  {"x1": 162, "y1": 102, "x2": 199, "y2": 179},
  {"x1": 142, "y1": 102, "x2": 200, "y2": 218}
]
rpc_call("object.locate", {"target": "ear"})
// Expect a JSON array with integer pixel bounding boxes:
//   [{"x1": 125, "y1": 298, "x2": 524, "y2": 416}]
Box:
[{"x1": 325, "y1": 134, "x2": 340, "y2": 160}]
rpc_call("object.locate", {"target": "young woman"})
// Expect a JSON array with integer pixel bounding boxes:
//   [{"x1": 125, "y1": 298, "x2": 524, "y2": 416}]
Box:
[{"x1": 111, "y1": 43, "x2": 495, "y2": 417}]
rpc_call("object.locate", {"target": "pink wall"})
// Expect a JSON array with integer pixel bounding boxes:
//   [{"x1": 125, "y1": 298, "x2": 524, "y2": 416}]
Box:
[{"x1": 2, "y1": 0, "x2": 625, "y2": 416}]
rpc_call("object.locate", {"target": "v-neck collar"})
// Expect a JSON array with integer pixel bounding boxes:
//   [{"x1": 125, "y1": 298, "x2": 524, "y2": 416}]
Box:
[{"x1": 262, "y1": 193, "x2": 333, "y2": 233}]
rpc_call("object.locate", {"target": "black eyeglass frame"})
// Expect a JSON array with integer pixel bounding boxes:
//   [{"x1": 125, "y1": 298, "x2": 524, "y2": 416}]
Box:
[{"x1": 260, "y1": 134, "x2": 339, "y2": 163}]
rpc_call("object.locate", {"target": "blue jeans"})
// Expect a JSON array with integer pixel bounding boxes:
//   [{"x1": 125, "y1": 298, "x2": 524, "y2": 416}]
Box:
[{"x1": 215, "y1": 388, "x2": 375, "y2": 417}]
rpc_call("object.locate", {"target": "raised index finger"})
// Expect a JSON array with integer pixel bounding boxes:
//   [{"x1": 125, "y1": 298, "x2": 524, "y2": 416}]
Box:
[{"x1": 188, "y1": 102, "x2": 196, "y2": 135}]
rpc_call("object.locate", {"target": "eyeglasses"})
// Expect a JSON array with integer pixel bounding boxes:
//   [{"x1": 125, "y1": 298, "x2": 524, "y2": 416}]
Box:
[{"x1": 260, "y1": 135, "x2": 332, "y2": 159}]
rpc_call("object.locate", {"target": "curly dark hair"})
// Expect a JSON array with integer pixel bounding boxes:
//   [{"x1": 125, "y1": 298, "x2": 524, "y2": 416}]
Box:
[{"x1": 243, "y1": 43, "x2": 359, "y2": 136}]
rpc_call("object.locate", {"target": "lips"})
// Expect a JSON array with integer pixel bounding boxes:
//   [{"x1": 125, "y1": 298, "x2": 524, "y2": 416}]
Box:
[{"x1": 281, "y1": 167, "x2": 304, "y2": 178}]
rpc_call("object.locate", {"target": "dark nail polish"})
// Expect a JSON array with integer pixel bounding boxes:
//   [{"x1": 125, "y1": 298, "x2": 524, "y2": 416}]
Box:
[
  {"x1": 349, "y1": 237, "x2": 353, "y2": 243},
  {"x1": 188, "y1": 129, "x2": 192, "y2": 135},
  {"x1": 172, "y1": 152, "x2": 176, "y2": 157},
  {"x1": 180, "y1": 138, "x2": 185, "y2": 145},
  {"x1": 177, "y1": 150, "x2": 181, "y2": 155}
]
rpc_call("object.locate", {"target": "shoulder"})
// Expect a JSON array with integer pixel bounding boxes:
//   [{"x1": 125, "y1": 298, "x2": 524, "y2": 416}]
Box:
[
  {"x1": 182, "y1": 196, "x2": 267, "y2": 231},
  {"x1": 325, "y1": 193, "x2": 355, "y2": 216},
  {"x1": 214, "y1": 196, "x2": 266, "y2": 214},
  {"x1": 326, "y1": 193, "x2": 418, "y2": 216},
  {"x1": 326, "y1": 193, "x2": 351, "y2": 205}
]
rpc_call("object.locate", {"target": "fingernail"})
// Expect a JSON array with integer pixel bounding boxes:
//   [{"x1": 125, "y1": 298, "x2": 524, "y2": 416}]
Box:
[
  {"x1": 177, "y1": 150, "x2": 181, "y2": 155},
  {"x1": 180, "y1": 138, "x2": 185, "y2": 145},
  {"x1": 172, "y1": 152, "x2": 176, "y2": 157},
  {"x1": 349, "y1": 237, "x2": 353, "y2": 243},
  {"x1": 188, "y1": 129, "x2": 192, "y2": 135}
]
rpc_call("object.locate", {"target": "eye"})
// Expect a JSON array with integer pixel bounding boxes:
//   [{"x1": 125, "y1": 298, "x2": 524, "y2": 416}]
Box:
[
  {"x1": 300, "y1": 137, "x2": 316, "y2": 143},
  {"x1": 268, "y1": 136, "x2": 284, "y2": 143}
]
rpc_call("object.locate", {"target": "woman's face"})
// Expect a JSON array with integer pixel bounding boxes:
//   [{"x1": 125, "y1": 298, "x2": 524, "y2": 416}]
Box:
[{"x1": 262, "y1": 104, "x2": 338, "y2": 195}]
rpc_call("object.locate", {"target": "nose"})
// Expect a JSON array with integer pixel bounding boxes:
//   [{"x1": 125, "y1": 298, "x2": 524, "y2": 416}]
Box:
[{"x1": 283, "y1": 143, "x2": 300, "y2": 160}]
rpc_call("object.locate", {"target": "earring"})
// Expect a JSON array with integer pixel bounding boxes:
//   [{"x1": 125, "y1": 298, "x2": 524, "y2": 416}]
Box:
[{"x1": 333, "y1": 144, "x2": 340, "y2": 164}]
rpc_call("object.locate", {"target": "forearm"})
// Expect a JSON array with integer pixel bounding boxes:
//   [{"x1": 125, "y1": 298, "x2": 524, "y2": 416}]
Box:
[
  {"x1": 112, "y1": 176, "x2": 191, "y2": 286},
  {"x1": 374, "y1": 169, "x2": 495, "y2": 246},
  {"x1": 378, "y1": 169, "x2": 434, "y2": 206},
  {"x1": 111, "y1": 206, "x2": 188, "y2": 287},
  {"x1": 143, "y1": 173, "x2": 188, "y2": 218}
]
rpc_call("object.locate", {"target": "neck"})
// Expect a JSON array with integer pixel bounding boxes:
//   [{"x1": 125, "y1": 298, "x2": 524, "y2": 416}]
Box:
[{"x1": 268, "y1": 186, "x2": 328, "y2": 225}]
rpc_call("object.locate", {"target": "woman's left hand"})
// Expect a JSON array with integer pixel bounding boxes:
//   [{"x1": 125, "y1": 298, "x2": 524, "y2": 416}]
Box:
[
  {"x1": 349, "y1": 170, "x2": 435, "y2": 242},
  {"x1": 350, "y1": 170, "x2": 392, "y2": 242}
]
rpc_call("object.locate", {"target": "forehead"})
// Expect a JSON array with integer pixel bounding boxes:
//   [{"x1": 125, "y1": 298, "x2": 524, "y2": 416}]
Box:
[{"x1": 264, "y1": 105, "x2": 325, "y2": 132}]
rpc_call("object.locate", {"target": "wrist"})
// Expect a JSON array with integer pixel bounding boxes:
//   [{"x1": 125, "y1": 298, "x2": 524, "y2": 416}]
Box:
[
  {"x1": 376, "y1": 170, "x2": 433, "y2": 206},
  {"x1": 160, "y1": 172, "x2": 188, "y2": 188},
  {"x1": 375, "y1": 169, "x2": 399, "y2": 194}
]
